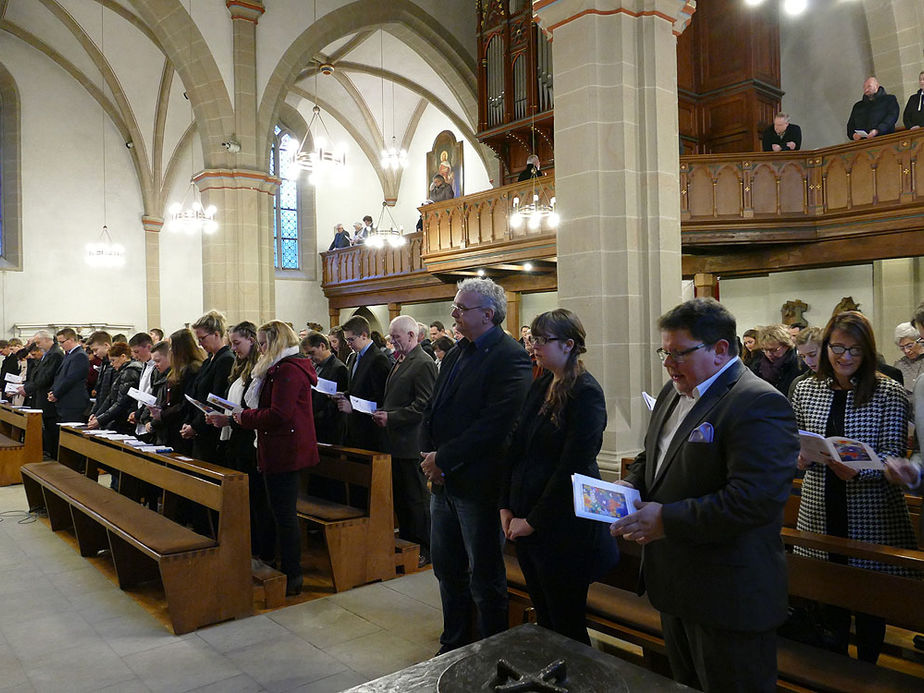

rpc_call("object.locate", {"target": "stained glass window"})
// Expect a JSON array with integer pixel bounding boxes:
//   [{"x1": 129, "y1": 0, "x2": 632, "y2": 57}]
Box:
[{"x1": 271, "y1": 126, "x2": 300, "y2": 270}]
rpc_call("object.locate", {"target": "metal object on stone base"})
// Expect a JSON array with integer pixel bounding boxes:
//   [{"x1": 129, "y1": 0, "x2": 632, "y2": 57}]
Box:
[{"x1": 437, "y1": 625, "x2": 627, "y2": 693}]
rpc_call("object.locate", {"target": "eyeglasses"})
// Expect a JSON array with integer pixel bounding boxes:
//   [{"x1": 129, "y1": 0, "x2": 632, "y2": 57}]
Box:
[
  {"x1": 899, "y1": 342, "x2": 919, "y2": 352},
  {"x1": 344, "y1": 335, "x2": 358, "y2": 343},
  {"x1": 916, "y1": 337, "x2": 924, "y2": 346},
  {"x1": 656, "y1": 343, "x2": 709, "y2": 363},
  {"x1": 528, "y1": 335, "x2": 560, "y2": 347},
  {"x1": 828, "y1": 344, "x2": 863, "y2": 357},
  {"x1": 450, "y1": 303, "x2": 486, "y2": 314}
]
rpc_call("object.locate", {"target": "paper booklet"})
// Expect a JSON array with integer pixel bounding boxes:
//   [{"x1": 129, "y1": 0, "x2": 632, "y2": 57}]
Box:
[
  {"x1": 349, "y1": 395, "x2": 377, "y2": 415},
  {"x1": 184, "y1": 394, "x2": 220, "y2": 415},
  {"x1": 127, "y1": 387, "x2": 157, "y2": 407},
  {"x1": 798, "y1": 430, "x2": 884, "y2": 471},
  {"x1": 853, "y1": 129, "x2": 869, "y2": 138},
  {"x1": 3, "y1": 383, "x2": 19, "y2": 394},
  {"x1": 312, "y1": 377, "x2": 341, "y2": 396},
  {"x1": 206, "y1": 392, "x2": 242, "y2": 415},
  {"x1": 572, "y1": 473, "x2": 642, "y2": 524},
  {"x1": 4, "y1": 373, "x2": 22, "y2": 384}
]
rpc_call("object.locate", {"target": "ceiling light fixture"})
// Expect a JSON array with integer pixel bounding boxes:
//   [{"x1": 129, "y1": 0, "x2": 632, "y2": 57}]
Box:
[
  {"x1": 365, "y1": 200, "x2": 407, "y2": 249},
  {"x1": 379, "y1": 29, "x2": 407, "y2": 171}
]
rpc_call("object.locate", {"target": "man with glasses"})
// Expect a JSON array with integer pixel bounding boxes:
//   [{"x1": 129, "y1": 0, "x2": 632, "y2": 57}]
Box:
[
  {"x1": 420, "y1": 278, "x2": 531, "y2": 653},
  {"x1": 336, "y1": 315, "x2": 390, "y2": 453},
  {"x1": 611, "y1": 298, "x2": 798, "y2": 692},
  {"x1": 48, "y1": 328, "x2": 90, "y2": 452}
]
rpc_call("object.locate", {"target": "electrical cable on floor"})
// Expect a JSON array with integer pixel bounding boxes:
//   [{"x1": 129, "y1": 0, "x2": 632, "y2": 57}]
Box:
[{"x1": 0, "y1": 509, "x2": 40, "y2": 524}]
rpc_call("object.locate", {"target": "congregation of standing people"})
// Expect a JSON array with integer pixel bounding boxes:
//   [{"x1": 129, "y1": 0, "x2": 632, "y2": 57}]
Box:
[{"x1": 15, "y1": 280, "x2": 924, "y2": 692}]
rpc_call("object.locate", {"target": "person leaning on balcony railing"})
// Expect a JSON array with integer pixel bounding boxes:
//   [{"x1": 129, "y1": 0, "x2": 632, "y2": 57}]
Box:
[
  {"x1": 429, "y1": 173, "x2": 454, "y2": 202},
  {"x1": 328, "y1": 223, "x2": 352, "y2": 251},
  {"x1": 518, "y1": 154, "x2": 544, "y2": 181},
  {"x1": 847, "y1": 76, "x2": 899, "y2": 141},
  {"x1": 761, "y1": 113, "x2": 802, "y2": 152},
  {"x1": 903, "y1": 70, "x2": 924, "y2": 131}
]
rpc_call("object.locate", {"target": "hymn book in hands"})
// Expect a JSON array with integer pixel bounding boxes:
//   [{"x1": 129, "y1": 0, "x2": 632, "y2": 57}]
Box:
[
  {"x1": 571, "y1": 473, "x2": 642, "y2": 523},
  {"x1": 798, "y1": 430, "x2": 884, "y2": 471}
]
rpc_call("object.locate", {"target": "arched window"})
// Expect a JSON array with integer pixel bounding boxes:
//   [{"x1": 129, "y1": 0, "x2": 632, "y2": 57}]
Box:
[
  {"x1": 0, "y1": 62, "x2": 22, "y2": 269},
  {"x1": 270, "y1": 126, "x2": 300, "y2": 270}
]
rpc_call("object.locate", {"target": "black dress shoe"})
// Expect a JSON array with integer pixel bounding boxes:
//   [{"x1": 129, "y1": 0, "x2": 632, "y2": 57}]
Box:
[
  {"x1": 286, "y1": 576, "x2": 303, "y2": 597},
  {"x1": 417, "y1": 555, "x2": 431, "y2": 569}
]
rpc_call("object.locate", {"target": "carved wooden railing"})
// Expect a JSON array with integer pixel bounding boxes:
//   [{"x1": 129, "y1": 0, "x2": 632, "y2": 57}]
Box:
[
  {"x1": 420, "y1": 178, "x2": 558, "y2": 273},
  {"x1": 680, "y1": 128, "x2": 924, "y2": 246},
  {"x1": 321, "y1": 232, "x2": 427, "y2": 289}
]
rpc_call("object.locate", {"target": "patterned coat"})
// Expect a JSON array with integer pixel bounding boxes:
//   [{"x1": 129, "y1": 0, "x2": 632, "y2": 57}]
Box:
[{"x1": 791, "y1": 374, "x2": 917, "y2": 575}]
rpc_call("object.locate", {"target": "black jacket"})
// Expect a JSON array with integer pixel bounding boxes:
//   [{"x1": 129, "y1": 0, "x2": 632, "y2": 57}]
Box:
[
  {"x1": 95, "y1": 360, "x2": 143, "y2": 433},
  {"x1": 847, "y1": 86, "x2": 899, "y2": 138},
  {"x1": 185, "y1": 346, "x2": 234, "y2": 462},
  {"x1": 328, "y1": 230, "x2": 352, "y2": 250},
  {"x1": 312, "y1": 354, "x2": 349, "y2": 445},
  {"x1": 749, "y1": 346, "x2": 804, "y2": 396},
  {"x1": 903, "y1": 90, "x2": 924, "y2": 130},
  {"x1": 761, "y1": 123, "x2": 802, "y2": 151},
  {"x1": 0, "y1": 352, "x2": 20, "y2": 385},
  {"x1": 344, "y1": 345, "x2": 391, "y2": 452},
  {"x1": 52, "y1": 347, "x2": 90, "y2": 416},
  {"x1": 501, "y1": 371, "x2": 606, "y2": 533},
  {"x1": 23, "y1": 345, "x2": 64, "y2": 416},
  {"x1": 421, "y1": 326, "x2": 532, "y2": 502},
  {"x1": 91, "y1": 358, "x2": 115, "y2": 416}
]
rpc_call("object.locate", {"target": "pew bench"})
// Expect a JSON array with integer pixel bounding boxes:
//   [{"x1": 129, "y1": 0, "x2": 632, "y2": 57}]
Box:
[
  {"x1": 297, "y1": 443, "x2": 398, "y2": 592},
  {"x1": 0, "y1": 403, "x2": 43, "y2": 485},
  {"x1": 506, "y1": 525, "x2": 924, "y2": 691},
  {"x1": 21, "y1": 426, "x2": 251, "y2": 634}
]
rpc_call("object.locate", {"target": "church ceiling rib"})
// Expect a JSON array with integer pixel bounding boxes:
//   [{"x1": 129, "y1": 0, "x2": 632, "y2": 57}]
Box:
[{"x1": 152, "y1": 58, "x2": 173, "y2": 207}]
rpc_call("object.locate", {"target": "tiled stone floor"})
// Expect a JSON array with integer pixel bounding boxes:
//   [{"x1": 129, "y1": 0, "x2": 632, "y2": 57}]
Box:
[{"x1": 0, "y1": 484, "x2": 442, "y2": 692}]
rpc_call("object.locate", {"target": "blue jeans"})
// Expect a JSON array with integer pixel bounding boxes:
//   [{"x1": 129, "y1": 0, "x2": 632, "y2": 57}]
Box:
[{"x1": 430, "y1": 487, "x2": 507, "y2": 650}]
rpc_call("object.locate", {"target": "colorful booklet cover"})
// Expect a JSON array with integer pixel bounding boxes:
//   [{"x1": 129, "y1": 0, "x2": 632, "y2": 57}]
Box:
[
  {"x1": 798, "y1": 430, "x2": 884, "y2": 471},
  {"x1": 572, "y1": 473, "x2": 642, "y2": 523}
]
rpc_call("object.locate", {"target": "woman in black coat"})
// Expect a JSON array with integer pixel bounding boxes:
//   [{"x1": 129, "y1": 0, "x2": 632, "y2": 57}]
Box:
[
  {"x1": 88, "y1": 342, "x2": 142, "y2": 434},
  {"x1": 500, "y1": 308, "x2": 613, "y2": 645}
]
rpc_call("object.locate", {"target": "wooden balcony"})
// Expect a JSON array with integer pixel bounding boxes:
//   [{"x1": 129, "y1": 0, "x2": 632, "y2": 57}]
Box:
[{"x1": 320, "y1": 129, "x2": 924, "y2": 303}]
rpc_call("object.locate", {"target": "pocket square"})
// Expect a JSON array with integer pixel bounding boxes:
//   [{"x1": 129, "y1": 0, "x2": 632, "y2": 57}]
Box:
[{"x1": 688, "y1": 422, "x2": 714, "y2": 443}]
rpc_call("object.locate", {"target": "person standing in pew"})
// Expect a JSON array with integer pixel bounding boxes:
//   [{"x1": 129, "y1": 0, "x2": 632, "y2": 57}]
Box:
[
  {"x1": 87, "y1": 342, "x2": 142, "y2": 435},
  {"x1": 792, "y1": 312, "x2": 919, "y2": 665},
  {"x1": 335, "y1": 315, "x2": 390, "y2": 454},
  {"x1": 204, "y1": 321, "x2": 275, "y2": 568},
  {"x1": 302, "y1": 332, "x2": 348, "y2": 445},
  {"x1": 47, "y1": 328, "x2": 90, "y2": 450},
  {"x1": 372, "y1": 315, "x2": 437, "y2": 568},
  {"x1": 611, "y1": 298, "x2": 799, "y2": 693},
  {"x1": 17, "y1": 331, "x2": 63, "y2": 459},
  {"x1": 181, "y1": 310, "x2": 234, "y2": 464},
  {"x1": 500, "y1": 309, "x2": 615, "y2": 645},
  {"x1": 420, "y1": 278, "x2": 532, "y2": 654},
  {"x1": 154, "y1": 328, "x2": 203, "y2": 453},
  {"x1": 139, "y1": 340, "x2": 170, "y2": 442},
  {"x1": 235, "y1": 320, "x2": 319, "y2": 597},
  {"x1": 127, "y1": 332, "x2": 155, "y2": 440}
]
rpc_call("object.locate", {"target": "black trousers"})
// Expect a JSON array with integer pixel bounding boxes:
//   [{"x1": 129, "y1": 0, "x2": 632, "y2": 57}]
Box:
[
  {"x1": 41, "y1": 416, "x2": 57, "y2": 458},
  {"x1": 263, "y1": 470, "x2": 301, "y2": 581},
  {"x1": 822, "y1": 605, "x2": 886, "y2": 663},
  {"x1": 660, "y1": 613, "x2": 777, "y2": 692},
  {"x1": 392, "y1": 456, "x2": 431, "y2": 557},
  {"x1": 515, "y1": 533, "x2": 592, "y2": 645}
]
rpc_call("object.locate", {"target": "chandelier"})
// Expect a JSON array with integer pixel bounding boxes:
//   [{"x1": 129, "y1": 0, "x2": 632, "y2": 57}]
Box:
[
  {"x1": 167, "y1": 185, "x2": 218, "y2": 234},
  {"x1": 510, "y1": 190, "x2": 559, "y2": 231},
  {"x1": 291, "y1": 103, "x2": 347, "y2": 186},
  {"x1": 380, "y1": 135, "x2": 408, "y2": 171},
  {"x1": 86, "y1": 226, "x2": 125, "y2": 268},
  {"x1": 167, "y1": 0, "x2": 219, "y2": 234},
  {"x1": 366, "y1": 201, "x2": 407, "y2": 249}
]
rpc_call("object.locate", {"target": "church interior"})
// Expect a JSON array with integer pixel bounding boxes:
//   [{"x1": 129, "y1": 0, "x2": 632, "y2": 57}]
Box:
[{"x1": 1, "y1": 0, "x2": 924, "y2": 690}]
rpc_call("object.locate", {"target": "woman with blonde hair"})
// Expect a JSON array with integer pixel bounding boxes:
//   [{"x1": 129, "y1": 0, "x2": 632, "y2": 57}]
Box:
[
  {"x1": 751, "y1": 323, "x2": 804, "y2": 395},
  {"x1": 155, "y1": 328, "x2": 204, "y2": 453},
  {"x1": 234, "y1": 320, "x2": 319, "y2": 596}
]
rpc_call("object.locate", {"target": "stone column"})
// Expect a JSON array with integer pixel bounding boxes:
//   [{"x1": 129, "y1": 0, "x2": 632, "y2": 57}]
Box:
[
  {"x1": 196, "y1": 169, "x2": 278, "y2": 324},
  {"x1": 534, "y1": 0, "x2": 696, "y2": 471},
  {"x1": 141, "y1": 215, "x2": 163, "y2": 330},
  {"x1": 694, "y1": 273, "x2": 715, "y2": 298}
]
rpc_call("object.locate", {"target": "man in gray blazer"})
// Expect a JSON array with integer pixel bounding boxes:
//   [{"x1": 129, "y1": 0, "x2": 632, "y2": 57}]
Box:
[
  {"x1": 373, "y1": 315, "x2": 437, "y2": 566},
  {"x1": 612, "y1": 298, "x2": 799, "y2": 692}
]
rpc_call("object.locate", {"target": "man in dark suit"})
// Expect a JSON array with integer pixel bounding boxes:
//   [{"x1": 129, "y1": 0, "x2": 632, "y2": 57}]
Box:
[
  {"x1": 303, "y1": 332, "x2": 348, "y2": 445},
  {"x1": 49, "y1": 328, "x2": 90, "y2": 421},
  {"x1": 612, "y1": 298, "x2": 799, "y2": 692},
  {"x1": 420, "y1": 278, "x2": 532, "y2": 653},
  {"x1": 336, "y1": 315, "x2": 390, "y2": 453},
  {"x1": 373, "y1": 316, "x2": 437, "y2": 566},
  {"x1": 18, "y1": 331, "x2": 64, "y2": 458}
]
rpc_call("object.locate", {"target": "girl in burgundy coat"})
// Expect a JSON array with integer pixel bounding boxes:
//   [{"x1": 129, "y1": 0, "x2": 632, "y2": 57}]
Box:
[{"x1": 234, "y1": 320, "x2": 319, "y2": 596}]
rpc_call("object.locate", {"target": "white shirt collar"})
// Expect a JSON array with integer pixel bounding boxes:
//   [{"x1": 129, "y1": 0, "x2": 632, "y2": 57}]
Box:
[{"x1": 687, "y1": 356, "x2": 740, "y2": 401}]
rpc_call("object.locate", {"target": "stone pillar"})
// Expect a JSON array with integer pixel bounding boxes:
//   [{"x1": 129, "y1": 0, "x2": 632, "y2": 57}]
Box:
[
  {"x1": 195, "y1": 169, "x2": 278, "y2": 324},
  {"x1": 226, "y1": 0, "x2": 264, "y2": 168},
  {"x1": 534, "y1": 0, "x2": 696, "y2": 471},
  {"x1": 141, "y1": 215, "x2": 163, "y2": 330},
  {"x1": 863, "y1": 0, "x2": 924, "y2": 91}
]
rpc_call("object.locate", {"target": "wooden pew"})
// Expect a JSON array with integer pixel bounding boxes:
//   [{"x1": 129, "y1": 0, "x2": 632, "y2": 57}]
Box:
[
  {"x1": 506, "y1": 490, "x2": 924, "y2": 691},
  {"x1": 20, "y1": 426, "x2": 252, "y2": 634},
  {"x1": 0, "y1": 403, "x2": 43, "y2": 485},
  {"x1": 297, "y1": 443, "x2": 397, "y2": 592}
]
